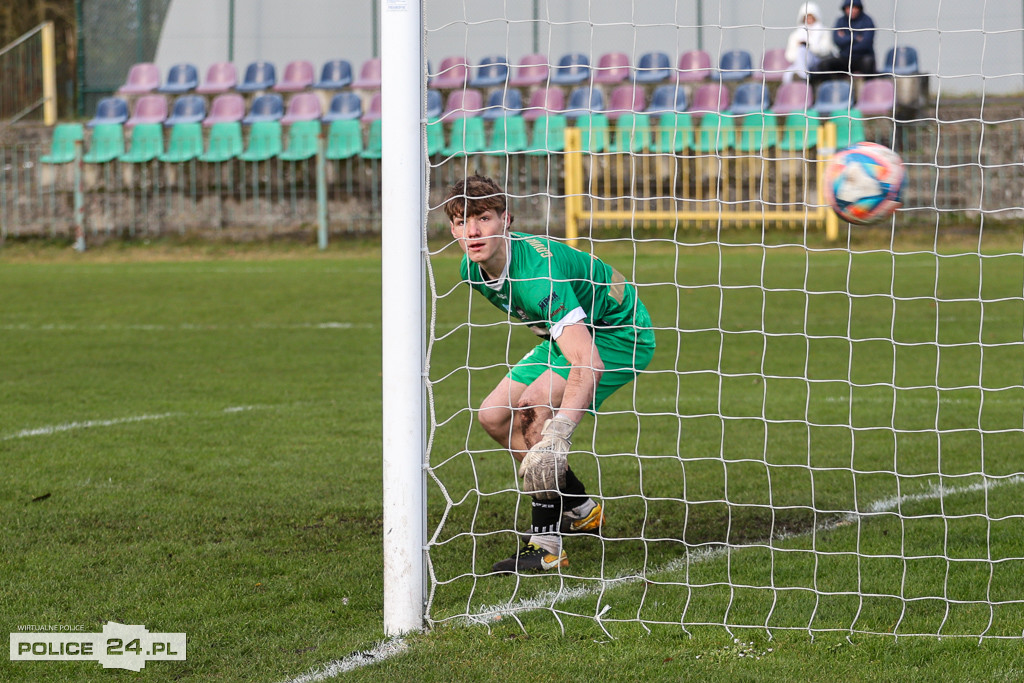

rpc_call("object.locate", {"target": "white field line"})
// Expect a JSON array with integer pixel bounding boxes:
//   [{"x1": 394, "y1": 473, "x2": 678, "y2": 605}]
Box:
[
  {"x1": 2, "y1": 405, "x2": 277, "y2": 441},
  {"x1": 280, "y1": 638, "x2": 409, "y2": 683}
]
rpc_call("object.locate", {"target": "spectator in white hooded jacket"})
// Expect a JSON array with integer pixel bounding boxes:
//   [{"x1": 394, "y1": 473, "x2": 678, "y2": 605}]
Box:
[{"x1": 783, "y1": 2, "x2": 835, "y2": 83}]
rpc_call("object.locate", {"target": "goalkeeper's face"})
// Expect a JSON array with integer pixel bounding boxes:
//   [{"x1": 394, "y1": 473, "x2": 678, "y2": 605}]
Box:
[{"x1": 450, "y1": 209, "x2": 509, "y2": 269}]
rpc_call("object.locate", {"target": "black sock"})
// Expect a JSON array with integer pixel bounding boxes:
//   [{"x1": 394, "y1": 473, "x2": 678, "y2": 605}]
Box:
[
  {"x1": 530, "y1": 498, "x2": 561, "y2": 535},
  {"x1": 561, "y1": 467, "x2": 589, "y2": 512}
]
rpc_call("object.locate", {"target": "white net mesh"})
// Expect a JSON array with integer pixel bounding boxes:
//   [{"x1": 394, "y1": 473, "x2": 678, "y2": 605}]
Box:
[{"x1": 420, "y1": 1, "x2": 1024, "y2": 638}]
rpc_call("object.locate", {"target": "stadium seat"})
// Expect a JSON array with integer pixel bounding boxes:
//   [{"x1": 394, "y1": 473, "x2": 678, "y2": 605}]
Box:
[
  {"x1": 440, "y1": 89, "x2": 483, "y2": 121},
  {"x1": 718, "y1": 50, "x2": 754, "y2": 82},
  {"x1": 199, "y1": 121, "x2": 243, "y2": 162},
  {"x1": 770, "y1": 81, "x2": 813, "y2": 114},
  {"x1": 606, "y1": 84, "x2": 645, "y2": 121},
  {"x1": 813, "y1": 79, "x2": 853, "y2": 115},
  {"x1": 82, "y1": 123, "x2": 125, "y2": 163},
  {"x1": 526, "y1": 114, "x2": 567, "y2": 155},
  {"x1": 633, "y1": 51, "x2": 672, "y2": 84},
  {"x1": 196, "y1": 62, "x2": 238, "y2": 94},
  {"x1": 351, "y1": 57, "x2": 382, "y2": 90},
  {"x1": 239, "y1": 120, "x2": 283, "y2": 161},
  {"x1": 778, "y1": 111, "x2": 819, "y2": 153},
  {"x1": 40, "y1": 123, "x2": 84, "y2": 164},
  {"x1": 564, "y1": 86, "x2": 604, "y2": 119},
  {"x1": 735, "y1": 113, "x2": 779, "y2": 153},
  {"x1": 242, "y1": 94, "x2": 285, "y2": 124},
  {"x1": 855, "y1": 78, "x2": 896, "y2": 116},
  {"x1": 609, "y1": 112, "x2": 651, "y2": 153},
  {"x1": 425, "y1": 89, "x2": 443, "y2": 120},
  {"x1": 281, "y1": 93, "x2": 322, "y2": 125},
  {"x1": 165, "y1": 95, "x2": 207, "y2": 126},
  {"x1": 645, "y1": 84, "x2": 688, "y2": 114},
  {"x1": 728, "y1": 82, "x2": 771, "y2": 115},
  {"x1": 204, "y1": 93, "x2": 246, "y2": 126},
  {"x1": 279, "y1": 120, "x2": 321, "y2": 161},
  {"x1": 118, "y1": 62, "x2": 161, "y2": 94},
  {"x1": 426, "y1": 120, "x2": 445, "y2": 156},
  {"x1": 883, "y1": 46, "x2": 920, "y2": 76},
  {"x1": 432, "y1": 56, "x2": 470, "y2": 90},
  {"x1": 120, "y1": 122, "x2": 164, "y2": 163},
  {"x1": 469, "y1": 55, "x2": 510, "y2": 88},
  {"x1": 823, "y1": 110, "x2": 866, "y2": 148},
  {"x1": 326, "y1": 119, "x2": 364, "y2": 160},
  {"x1": 695, "y1": 112, "x2": 735, "y2": 153},
  {"x1": 87, "y1": 97, "x2": 129, "y2": 127},
  {"x1": 593, "y1": 52, "x2": 631, "y2": 85},
  {"x1": 550, "y1": 52, "x2": 591, "y2": 86},
  {"x1": 653, "y1": 112, "x2": 694, "y2": 153},
  {"x1": 675, "y1": 50, "x2": 712, "y2": 82},
  {"x1": 758, "y1": 48, "x2": 792, "y2": 82},
  {"x1": 159, "y1": 122, "x2": 204, "y2": 163},
  {"x1": 322, "y1": 91, "x2": 363, "y2": 121},
  {"x1": 236, "y1": 61, "x2": 277, "y2": 92},
  {"x1": 314, "y1": 59, "x2": 354, "y2": 90},
  {"x1": 485, "y1": 115, "x2": 529, "y2": 154},
  {"x1": 572, "y1": 113, "x2": 610, "y2": 153},
  {"x1": 361, "y1": 92, "x2": 383, "y2": 122},
  {"x1": 481, "y1": 88, "x2": 524, "y2": 119},
  {"x1": 274, "y1": 60, "x2": 315, "y2": 92},
  {"x1": 522, "y1": 87, "x2": 565, "y2": 122},
  {"x1": 125, "y1": 95, "x2": 168, "y2": 129},
  {"x1": 361, "y1": 119, "x2": 383, "y2": 159},
  {"x1": 158, "y1": 63, "x2": 199, "y2": 94},
  {"x1": 508, "y1": 53, "x2": 549, "y2": 88},
  {"x1": 443, "y1": 117, "x2": 486, "y2": 157},
  {"x1": 689, "y1": 83, "x2": 730, "y2": 113}
]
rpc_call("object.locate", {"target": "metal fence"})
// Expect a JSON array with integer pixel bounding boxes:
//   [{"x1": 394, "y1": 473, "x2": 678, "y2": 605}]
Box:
[{"x1": 0, "y1": 23, "x2": 56, "y2": 128}]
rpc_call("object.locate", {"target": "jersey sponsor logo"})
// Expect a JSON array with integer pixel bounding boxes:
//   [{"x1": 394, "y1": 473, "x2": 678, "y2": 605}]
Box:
[
  {"x1": 537, "y1": 292, "x2": 560, "y2": 311},
  {"x1": 525, "y1": 238, "x2": 553, "y2": 258},
  {"x1": 550, "y1": 304, "x2": 566, "y2": 317}
]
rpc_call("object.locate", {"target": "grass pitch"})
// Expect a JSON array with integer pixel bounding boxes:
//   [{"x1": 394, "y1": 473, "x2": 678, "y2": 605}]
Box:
[{"x1": 2, "y1": 239, "x2": 1023, "y2": 681}]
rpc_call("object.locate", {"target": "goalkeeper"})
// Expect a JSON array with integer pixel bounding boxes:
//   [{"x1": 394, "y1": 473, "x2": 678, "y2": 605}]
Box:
[{"x1": 444, "y1": 175, "x2": 656, "y2": 573}]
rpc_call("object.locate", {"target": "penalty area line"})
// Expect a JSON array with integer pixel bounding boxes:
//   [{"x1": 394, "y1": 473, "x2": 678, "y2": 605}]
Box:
[{"x1": 279, "y1": 638, "x2": 409, "y2": 683}]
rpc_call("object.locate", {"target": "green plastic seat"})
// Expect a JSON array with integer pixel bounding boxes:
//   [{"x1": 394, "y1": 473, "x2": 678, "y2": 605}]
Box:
[
  {"x1": 695, "y1": 112, "x2": 735, "y2": 154},
  {"x1": 279, "y1": 120, "x2": 321, "y2": 161},
  {"x1": 486, "y1": 115, "x2": 528, "y2": 155},
  {"x1": 735, "y1": 113, "x2": 779, "y2": 154},
  {"x1": 443, "y1": 117, "x2": 486, "y2": 157},
  {"x1": 778, "y1": 111, "x2": 820, "y2": 153},
  {"x1": 119, "y1": 123, "x2": 164, "y2": 163},
  {"x1": 200, "y1": 122, "x2": 243, "y2": 162},
  {"x1": 159, "y1": 122, "x2": 204, "y2": 163},
  {"x1": 82, "y1": 124, "x2": 125, "y2": 164},
  {"x1": 573, "y1": 113, "x2": 609, "y2": 154},
  {"x1": 425, "y1": 119, "x2": 444, "y2": 156},
  {"x1": 326, "y1": 119, "x2": 364, "y2": 160},
  {"x1": 240, "y1": 120, "x2": 283, "y2": 162},
  {"x1": 361, "y1": 119, "x2": 383, "y2": 160},
  {"x1": 653, "y1": 112, "x2": 694, "y2": 154},
  {"x1": 40, "y1": 123, "x2": 84, "y2": 164},
  {"x1": 827, "y1": 108, "x2": 867, "y2": 149},
  {"x1": 609, "y1": 113, "x2": 651, "y2": 154},
  {"x1": 525, "y1": 114, "x2": 567, "y2": 155}
]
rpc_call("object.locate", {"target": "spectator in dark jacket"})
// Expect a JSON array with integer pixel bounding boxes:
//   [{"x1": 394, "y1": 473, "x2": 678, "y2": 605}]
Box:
[{"x1": 812, "y1": 0, "x2": 876, "y2": 83}]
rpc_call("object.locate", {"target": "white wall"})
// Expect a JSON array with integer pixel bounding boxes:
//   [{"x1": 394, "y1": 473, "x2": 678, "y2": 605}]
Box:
[{"x1": 156, "y1": 0, "x2": 1024, "y2": 95}]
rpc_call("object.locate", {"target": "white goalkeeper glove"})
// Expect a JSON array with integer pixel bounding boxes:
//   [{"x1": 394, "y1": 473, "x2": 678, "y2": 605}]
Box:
[{"x1": 518, "y1": 415, "x2": 577, "y2": 500}]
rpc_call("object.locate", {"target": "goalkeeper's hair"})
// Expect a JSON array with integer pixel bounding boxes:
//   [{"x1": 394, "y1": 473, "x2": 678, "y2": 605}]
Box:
[{"x1": 442, "y1": 175, "x2": 513, "y2": 227}]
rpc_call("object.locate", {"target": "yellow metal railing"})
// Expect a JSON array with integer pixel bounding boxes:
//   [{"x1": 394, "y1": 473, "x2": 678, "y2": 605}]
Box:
[{"x1": 564, "y1": 122, "x2": 840, "y2": 244}]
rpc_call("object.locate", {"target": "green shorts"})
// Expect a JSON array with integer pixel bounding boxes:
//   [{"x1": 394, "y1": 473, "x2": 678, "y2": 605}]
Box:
[{"x1": 507, "y1": 307, "x2": 656, "y2": 411}]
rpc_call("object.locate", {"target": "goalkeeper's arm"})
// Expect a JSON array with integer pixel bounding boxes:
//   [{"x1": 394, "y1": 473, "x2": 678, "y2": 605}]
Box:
[{"x1": 551, "y1": 323, "x2": 604, "y2": 425}]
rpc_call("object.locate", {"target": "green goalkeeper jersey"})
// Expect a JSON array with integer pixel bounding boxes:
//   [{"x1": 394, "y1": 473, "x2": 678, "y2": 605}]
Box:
[{"x1": 459, "y1": 232, "x2": 655, "y2": 352}]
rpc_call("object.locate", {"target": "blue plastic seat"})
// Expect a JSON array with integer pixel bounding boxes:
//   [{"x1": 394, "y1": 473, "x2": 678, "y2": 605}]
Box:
[
  {"x1": 469, "y1": 55, "x2": 510, "y2": 88},
  {"x1": 813, "y1": 79, "x2": 853, "y2": 115},
  {"x1": 718, "y1": 50, "x2": 754, "y2": 82},
  {"x1": 633, "y1": 51, "x2": 672, "y2": 84},
  {"x1": 87, "y1": 97, "x2": 129, "y2": 127},
  {"x1": 645, "y1": 84, "x2": 688, "y2": 114},
  {"x1": 550, "y1": 53, "x2": 591, "y2": 86},
  {"x1": 314, "y1": 59, "x2": 353, "y2": 89},
  {"x1": 728, "y1": 82, "x2": 771, "y2": 115},
  {"x1": 425, "y1": 89, "x2": 443, "y2": 120},
  {"x1": 322, "y1": 92, "x2": 362, "y2": 122},
  {"x1": 158, "y1": 63, "x2": 199, "y2": 94},
  {"x1": 883, "y1": 46, "x2": 920, "y2": 76},
  {"x1": 236, "y1": 61, "x2": 277, "y2": 92},
  {"x1": 165, "y1": 94, "x2": 207, "y2": 125},
  {"x1": 242, "y1": 93, "x2": 285, "y2": 124},
  {"x1": 564, "y1": 86, "x2": 605, "y2": 119},
  {"x1": 481, "y1": 89, "x2": 523, "y2": 119}
]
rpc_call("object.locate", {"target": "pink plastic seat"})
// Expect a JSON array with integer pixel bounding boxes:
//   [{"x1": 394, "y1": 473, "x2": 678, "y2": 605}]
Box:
[
  {"x1": 675, "y1": 50, "x2": 712, "y2": 83},
  {"x1": 196, "y1": 62, "x2": 238, "y2": 94},
  {"x1": 770, "y1": 82, "x2": 813, "y2": 114},
  {"x1": 124, "y1": 94, "x2": 168, "y2": 128},
  {"x1": 352, "y1": 57, "x2": 382, "y2": 90},
  {"x1": 432, "y1": 56, "x2": 470, "y2": 90},
  {"x1": 593, "y1": 52, "x2": 631, "y2": 85},
  {"x1": 522, "y1": 87, "x2": 565, "y2": 121},
  {"x1": 280, "y1": 92, "x2": 322, "y2": 124},
  {"x1": 274, "y1": 60, "x2": 316, "y2": 92},
  {"x1": 688, "y1": 83, "x2": 729, "y2": 113},
  {"x1": 440, "y1": 89, "x2": 483, "y2": 121},
  {"x1": 758, "y1": 48, "x2": 792, "y2": 82},
  {"x1": 606, "y1": 84, "x2": 646, "y2": 120},
  {"x1": 203, "y1": 93, "x2": 246, "y2": 126},
  {"x1": 508, "y1": 53, "x2": 549, "y2": 88},
  {"x1": 118, "y1": 62, "x2": 161, "y2": 94},
  {"x1": 855, "y1": 78, "x2": 896, "y2": 116},
  {"x1": 361, "y1": 93, "x2": 383, "y2": 123}
]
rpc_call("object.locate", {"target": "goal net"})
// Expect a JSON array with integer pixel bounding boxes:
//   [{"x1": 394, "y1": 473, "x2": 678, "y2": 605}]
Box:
[{"x1": 388, "y1": 1, "x2": 1024, "y2": 639}]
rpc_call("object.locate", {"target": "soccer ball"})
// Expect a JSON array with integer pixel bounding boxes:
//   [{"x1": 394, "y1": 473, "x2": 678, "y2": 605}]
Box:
[{"x1": 824, "y1": 141, "x2": 906, "y2": 225}]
